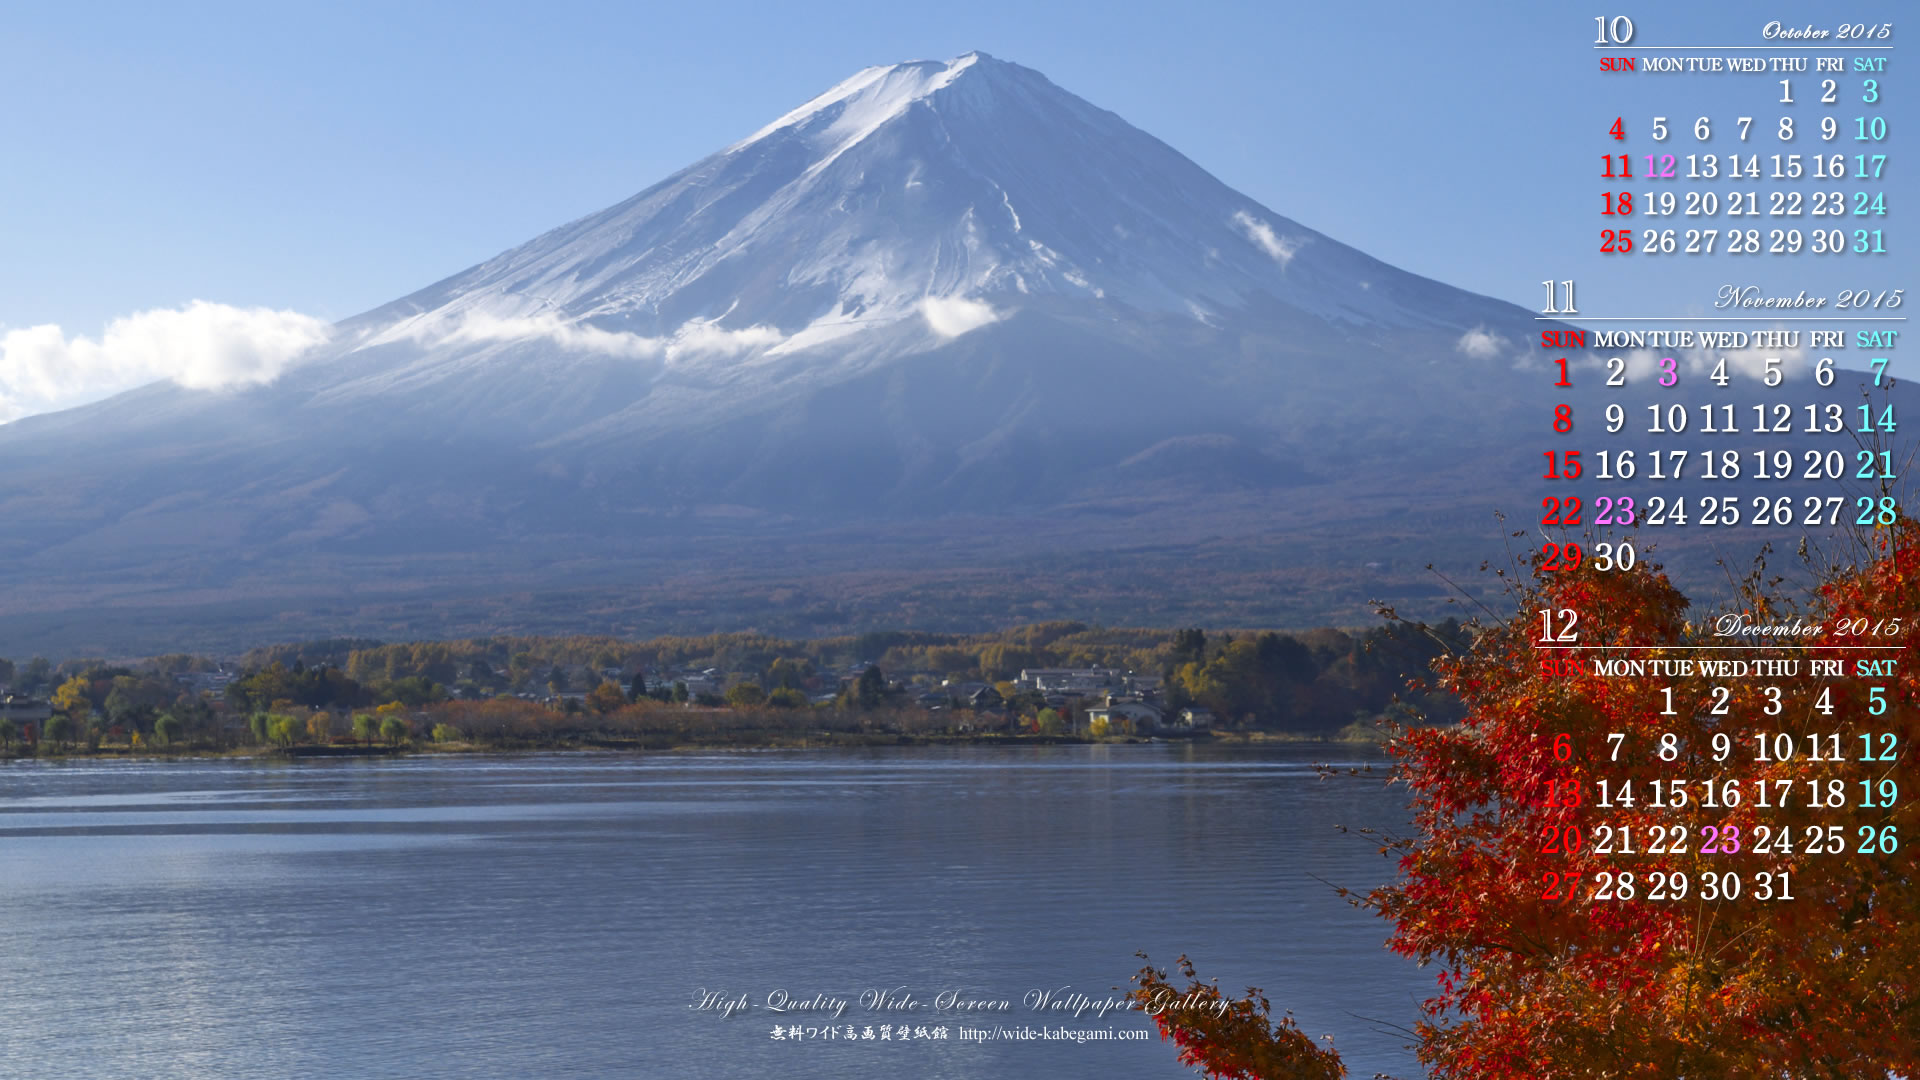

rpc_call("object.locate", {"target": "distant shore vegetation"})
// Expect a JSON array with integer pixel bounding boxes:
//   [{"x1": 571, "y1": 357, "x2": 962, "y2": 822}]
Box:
[{"x1": 0, "y1": 620, "x2": 1464, "y2": 758}]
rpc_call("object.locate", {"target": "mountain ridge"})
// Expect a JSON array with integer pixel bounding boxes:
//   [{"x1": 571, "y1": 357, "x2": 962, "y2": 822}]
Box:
[{"x1": 0, "y1": 52, "x2": 1609, "y2": 654}]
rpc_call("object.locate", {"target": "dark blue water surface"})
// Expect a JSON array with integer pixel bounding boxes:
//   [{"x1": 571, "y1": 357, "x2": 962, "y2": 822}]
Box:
[{"x1": 0, "y1": 745, "x2": 1426, "y2": 1078}]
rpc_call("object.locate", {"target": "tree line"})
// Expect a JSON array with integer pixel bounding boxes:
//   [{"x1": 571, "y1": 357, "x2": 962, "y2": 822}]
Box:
[{"x1": 2, "y1": 617, "x2": 1464, "y2": 756}]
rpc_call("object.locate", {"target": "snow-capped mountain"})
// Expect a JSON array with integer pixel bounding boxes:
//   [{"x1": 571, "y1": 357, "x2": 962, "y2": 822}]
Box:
[
  {"x1": 0, "y1": 52, "x2": 1560, "y2": 652},
  {"x1": 362, "y1": 53, "x2": 1472, "y2": 345},
  {"x1": 257, "y1": 51, "x2": 1525, "y2": 445}
]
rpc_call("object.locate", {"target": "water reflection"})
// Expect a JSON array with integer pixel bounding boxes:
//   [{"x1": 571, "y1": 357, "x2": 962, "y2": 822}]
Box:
[{"x1": 0, "y1": 746, "x2": 1423, "y2": 1078}]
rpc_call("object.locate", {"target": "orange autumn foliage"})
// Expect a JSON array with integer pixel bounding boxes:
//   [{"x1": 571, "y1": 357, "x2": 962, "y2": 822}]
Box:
[
  {"x1": 1132, "y1": 954, "x2": 1344, "y2": 1080},
  {"x1": 1138, "y1": 521, "x2": 1917, "y2": 1079}
]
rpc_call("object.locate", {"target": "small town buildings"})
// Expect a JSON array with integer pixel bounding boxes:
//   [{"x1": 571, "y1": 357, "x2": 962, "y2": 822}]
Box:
[
  {"x1": 0, "y1": 694, "x2": 52, "y2": 728},
  {"x1": 966, "y1": 686, "x2": 1004, "y2": 710},
  {"x1": 1016, "y1": 668, "x2": 1125, "y2": 695},
  {"x1": 1174, "y1": 707, "x2": 1215, "y2": 731},
  {"x1": 1086, "y1": 700, "x2": 1163, "y2": 735},
  {"x1": 172, "y1": 670, "x2": 236, "y2": 699}
]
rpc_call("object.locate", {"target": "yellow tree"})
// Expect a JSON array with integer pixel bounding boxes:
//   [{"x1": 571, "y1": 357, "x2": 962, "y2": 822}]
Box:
[
  {"x1": 587, "y1": 680, "x2": 627, "y2": 714},
  {"x1": 51, "y1": 675, "x2": 91, "y2": 717}
]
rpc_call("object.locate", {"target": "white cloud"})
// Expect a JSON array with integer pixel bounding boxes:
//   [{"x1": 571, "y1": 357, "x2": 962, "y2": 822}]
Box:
[
  {"x1": 421, "y1": 311, "x2": 663, "y2": 358},
  {"x1": 1456, "y1": 326, "x2": 1506, "y2": 360},
  {"x1": 919, "y1": 296, "x2": 1000, "y2": 338},
  {"x1": 669, "y1": 319, "x2": 786, "y2": 356},
  {"x1": 0, "y1": 300, "x2": 332, "y2": 423},
  {"x1": 1231, "y1": 210, "x2": 1300, "y2": 265},
  {"x1": 400, "y1": 310, "x2": 785, "y2": 362},
  {"x1": 1590, "y1": 339, "x2": 1812, "y2": 383}
]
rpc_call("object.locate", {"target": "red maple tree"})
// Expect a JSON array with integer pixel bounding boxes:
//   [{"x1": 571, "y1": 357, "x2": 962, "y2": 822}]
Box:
[{"x1": 1136, "y1": 520, "x2": 1917, "y2": 1078}]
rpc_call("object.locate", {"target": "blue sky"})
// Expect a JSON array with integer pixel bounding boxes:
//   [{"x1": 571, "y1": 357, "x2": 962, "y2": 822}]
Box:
[{"x1": 1, "y1": 0, "x2": 1909, "y2": 415}]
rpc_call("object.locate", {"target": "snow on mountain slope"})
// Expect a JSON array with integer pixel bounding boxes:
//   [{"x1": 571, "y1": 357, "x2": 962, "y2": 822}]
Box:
[
  {"x1": 1, "y1": 51, "x2": 1555, "y2": 524},
  {"x1": 0, "y1": 51, "x2": 1644, "y2": 651},
  {"x1": 301, "y1": 51, "x2": 1516, "y2": 414}
]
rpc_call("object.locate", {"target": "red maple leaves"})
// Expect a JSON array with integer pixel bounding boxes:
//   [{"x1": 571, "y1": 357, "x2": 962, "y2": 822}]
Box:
[{"x1": 1137, "y1": 522, "x2": 1916, "y2": 1078}]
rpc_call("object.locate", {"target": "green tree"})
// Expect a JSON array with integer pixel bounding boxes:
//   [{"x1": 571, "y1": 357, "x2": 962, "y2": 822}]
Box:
[
  {"x1": 430, "y1": 723, "x2": 462, "y2": 743},
  {"x1": 351, "y1": 713, "x2": 378, "y2": 746},
  {"x1": 379, "y1": 716, "x2": 409, "y2": 745},
  {"x1": 725, "y1": 682, "x2": 768, "y2": 708},
  {"x1": 507, "y1": 652, "x2": 536, "y2": 686},
  {"x1": 1035, "y1": 707, "x2": 1064, "y2": 735},
  {"x1": 764, "y1": 657, "x2": 809, "y2": 691},
  {"x1": 265, "y1": 714, "x2": 298, "y2": 747},
  {"x1": 42, "y1": 713, "x2": 73, "y2": 750},
  {"x1": 19, "y1": 657, "x2": 52, "y2": 694},
  {"x1": 102, "y1": 674, "x2": 171, "y2": 732},
  {"x1": 0, "y1": 657, "x2": 14, "y2": 687},
  {"x1": 628, "y1": 670, "x2": 649, "y2": 703},
  {"x1": 863, "y1": 665, "x2": 888, "y2": 706},
  {"x1": 766, "y1": 687, "x2": 807, "y2": 709},
  {"x1": 373, "y1": 676, "x2": 444, "y2": 707},
  {"x1": 841, "y1": 665, "x2": 887, "y2": 709},
  {"x1": 249, "y1": 712, "x2": 270, "y2": 745},
  {"x1": 0, "y1": 716, "x2": 14, "y2": 750},
  {"x1": 152, "y1": 713, "x2": 183, "y2": 747},
  {"x1": 671, "y1": 681, "x2": 689, "y2": 704},
  {"x1": 170, "y1": 696, "x2": 216, "y2": 745},
  {"x1": 1174, "y1": 632, "x2": 1319, "y2": 729},
  {"x1": 1170, "y1": 627, "x2": 1207, "y2": 667}
]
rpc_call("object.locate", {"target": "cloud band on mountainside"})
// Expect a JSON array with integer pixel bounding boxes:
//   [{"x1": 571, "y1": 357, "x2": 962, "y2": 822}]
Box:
[
  {"x1": 389, "y1": 299, "x2": 1002, "y2": 360},
  {"x1": 390, "y1": 309, "x2": 789, "y2": 363},
  {"x1": 0, "y1": 300, "x2": 332, "y2": 422}
]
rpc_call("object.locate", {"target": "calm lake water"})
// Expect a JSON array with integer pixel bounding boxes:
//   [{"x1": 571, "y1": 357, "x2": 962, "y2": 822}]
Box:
[{"x1": 0, "y1": 745, "x2": 1426, "y2": 1079}]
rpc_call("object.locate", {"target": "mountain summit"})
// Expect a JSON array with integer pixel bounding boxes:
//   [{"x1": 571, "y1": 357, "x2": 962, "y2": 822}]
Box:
[
  {"x1": 300, "y1": 51, "x2": 1514, "y2": 436},
  {"x1": 370, "y1": 52, "x2": 1446, "y2": 338},
  {"x1": 0, "y1": 54, "x2": 1553, "y2": 652}
]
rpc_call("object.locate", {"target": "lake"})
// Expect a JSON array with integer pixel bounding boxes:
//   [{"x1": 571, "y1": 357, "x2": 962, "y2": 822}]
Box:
[{"x1": 0, "y1": 745, "x2": 1427, "y2": 1078}]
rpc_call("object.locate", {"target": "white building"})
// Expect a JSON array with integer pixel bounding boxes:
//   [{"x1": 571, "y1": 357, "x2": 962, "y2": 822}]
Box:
[
  {"x1": 1016, "y1": 668, "x2": 1125, "y2": 695},
  {"x1": 1086, "y1": 701, "x2": 1162, "y2": 735}
]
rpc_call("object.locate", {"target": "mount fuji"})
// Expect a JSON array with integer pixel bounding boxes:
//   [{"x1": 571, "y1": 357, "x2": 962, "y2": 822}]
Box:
[{"x1": 0, "y1": 53, "x2": 1567, "y2": 652}]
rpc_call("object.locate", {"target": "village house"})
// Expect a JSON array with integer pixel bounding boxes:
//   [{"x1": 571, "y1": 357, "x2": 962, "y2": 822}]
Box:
[
  {"x1": 1090, "y1": 691, "x2": 1159, "y2": 734},
  {"x1": 172, "y1": 670, "x2": 236, "y2": 699},
  {"x1": 1015, "y1": 667, "x2": 1125, "y2": 696},
  {"x1": 1086, "y1": 700, "x2": 1163, "y2": 736},
  {"x1": 1, "y1": 693, "x2": 52, "y2": 731},
  {"x1": 1173, "y1": 707, "x2": 1215, "y2": 731},
  {"x1": 676, "y1": 669, "x2": 724, "y2": 699}
]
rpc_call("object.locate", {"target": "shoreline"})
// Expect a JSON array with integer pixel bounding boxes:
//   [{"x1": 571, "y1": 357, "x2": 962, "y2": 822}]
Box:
[{"x1": 0, "y1": 728, "x2": 1390, "y2": 763}]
